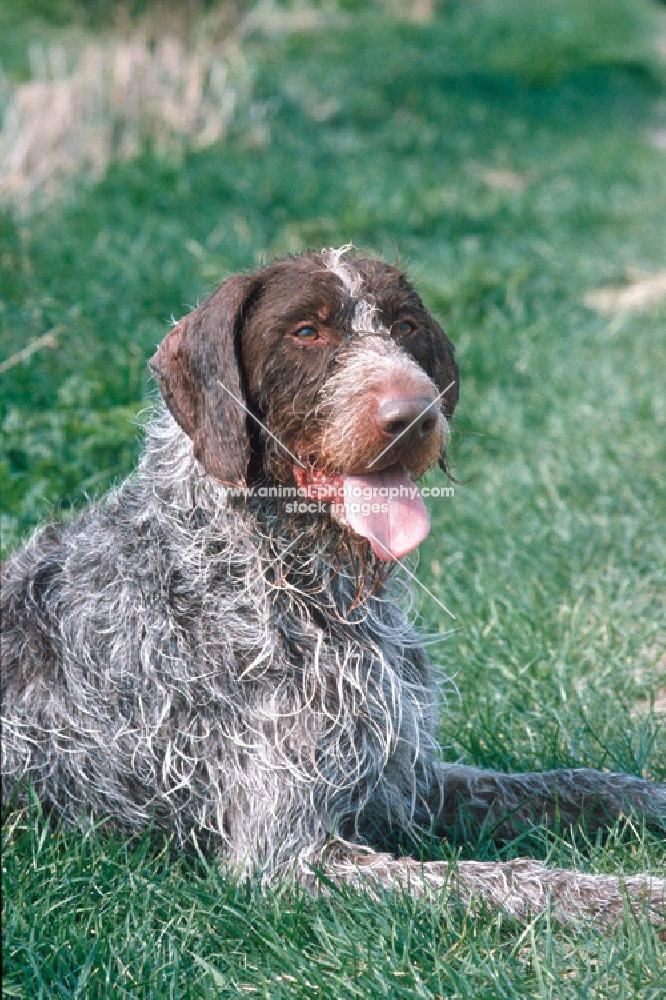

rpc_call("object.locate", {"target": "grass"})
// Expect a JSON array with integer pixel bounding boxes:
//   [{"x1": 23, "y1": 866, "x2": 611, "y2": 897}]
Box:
[
  {"x1": 2, "y1": 0, "x2": 666, "y2": 995},
  {"x1": 3, "y1": 805, "x2": 665, "y2": 999}
]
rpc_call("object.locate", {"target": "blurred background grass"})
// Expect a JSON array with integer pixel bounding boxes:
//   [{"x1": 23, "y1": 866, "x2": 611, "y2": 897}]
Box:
[{"x1": 2, "y1": 1, "x2": 666, "y2": 996}]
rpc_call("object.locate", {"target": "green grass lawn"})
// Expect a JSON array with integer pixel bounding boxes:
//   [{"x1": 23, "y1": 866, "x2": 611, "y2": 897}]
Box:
[{"x1": 2, "y1": 0, "x2": 666, "y2": 996}]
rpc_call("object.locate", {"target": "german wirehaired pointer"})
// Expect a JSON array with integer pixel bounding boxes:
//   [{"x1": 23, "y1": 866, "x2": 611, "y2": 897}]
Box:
[{"x1": 2, "y1": 248, "x2": 664, "y2": 926}]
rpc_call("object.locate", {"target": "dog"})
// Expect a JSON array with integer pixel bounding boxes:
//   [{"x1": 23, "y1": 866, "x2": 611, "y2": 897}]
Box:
[{"x1": 2, "y1": 247, "x2": 664, "y2": 926}]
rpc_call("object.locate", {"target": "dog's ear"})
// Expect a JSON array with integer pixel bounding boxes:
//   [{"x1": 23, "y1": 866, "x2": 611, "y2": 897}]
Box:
[
  {"x1": 149, "y1": 275, "x2": 260, "y2": 486},
  {"x1": 427, "y1": 320, "x2": 459, "y2": 418}
]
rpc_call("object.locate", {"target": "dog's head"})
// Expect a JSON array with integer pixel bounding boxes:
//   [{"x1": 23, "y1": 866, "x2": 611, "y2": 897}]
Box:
[{"x1": 149, "y1": 248, "x2": 459, "y2": 560}]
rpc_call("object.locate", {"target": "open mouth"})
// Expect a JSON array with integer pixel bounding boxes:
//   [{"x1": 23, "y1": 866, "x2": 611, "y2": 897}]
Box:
[{"x1": 293, "y1": 463, "x2": 430, "y2": 562}]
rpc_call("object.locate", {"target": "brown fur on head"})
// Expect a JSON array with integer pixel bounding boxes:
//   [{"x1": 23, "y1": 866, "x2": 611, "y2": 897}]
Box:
[{"x1": 149, "y1": 249, "x2": 459, "y2": 490}]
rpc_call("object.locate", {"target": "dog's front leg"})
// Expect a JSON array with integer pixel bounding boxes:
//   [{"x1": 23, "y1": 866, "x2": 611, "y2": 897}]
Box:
[
  {"x1": 427, "y1": 762, "x2": 666, "y2": 838},
  {"x1": 302, "y1": 841, "x2": 665, "y2": 927}
]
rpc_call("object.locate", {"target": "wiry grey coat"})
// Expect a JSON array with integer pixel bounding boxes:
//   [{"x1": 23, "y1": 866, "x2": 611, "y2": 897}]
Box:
[{"x1": 1, "y1": 409, "x2": 438, "y2": 875}]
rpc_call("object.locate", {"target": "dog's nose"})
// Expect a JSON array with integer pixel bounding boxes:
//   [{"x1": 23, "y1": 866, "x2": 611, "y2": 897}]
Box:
[{"x1": 375, "y1": 396, "x2": 437, "y2": 442}]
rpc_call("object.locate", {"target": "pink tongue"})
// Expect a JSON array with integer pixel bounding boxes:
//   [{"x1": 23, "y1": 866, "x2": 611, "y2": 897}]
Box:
[{"x1": 342, "y1": 464, "x2": 430, "y2": 561}]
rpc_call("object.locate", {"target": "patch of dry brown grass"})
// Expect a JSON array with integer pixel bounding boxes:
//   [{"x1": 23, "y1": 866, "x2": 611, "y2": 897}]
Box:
[
  {"x1": 0, "y1": 3, "x2": 257, "y2": 209},
  {"x1": 584, "y1": 270, "x2": 666, "y2": 316},
  {"x1": 480, "y1": 166, "x2": 528, "y2": 193},
  {"x1": 0, "y1": 0, "x2": 439, "y2": 209}
]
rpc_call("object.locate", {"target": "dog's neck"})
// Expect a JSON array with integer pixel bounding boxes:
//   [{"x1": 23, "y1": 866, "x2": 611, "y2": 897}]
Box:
[{"x1": 139, "y1": 404, "x2": 399, "y2": 619}]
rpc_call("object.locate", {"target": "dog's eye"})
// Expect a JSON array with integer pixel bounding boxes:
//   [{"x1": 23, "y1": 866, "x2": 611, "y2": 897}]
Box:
[
  {"x1": 392, "y1": 320, "x2": 416, "y2": 336},
  {"x1": 294, "y1": 326, "x2": 319, "y2": 342}
]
